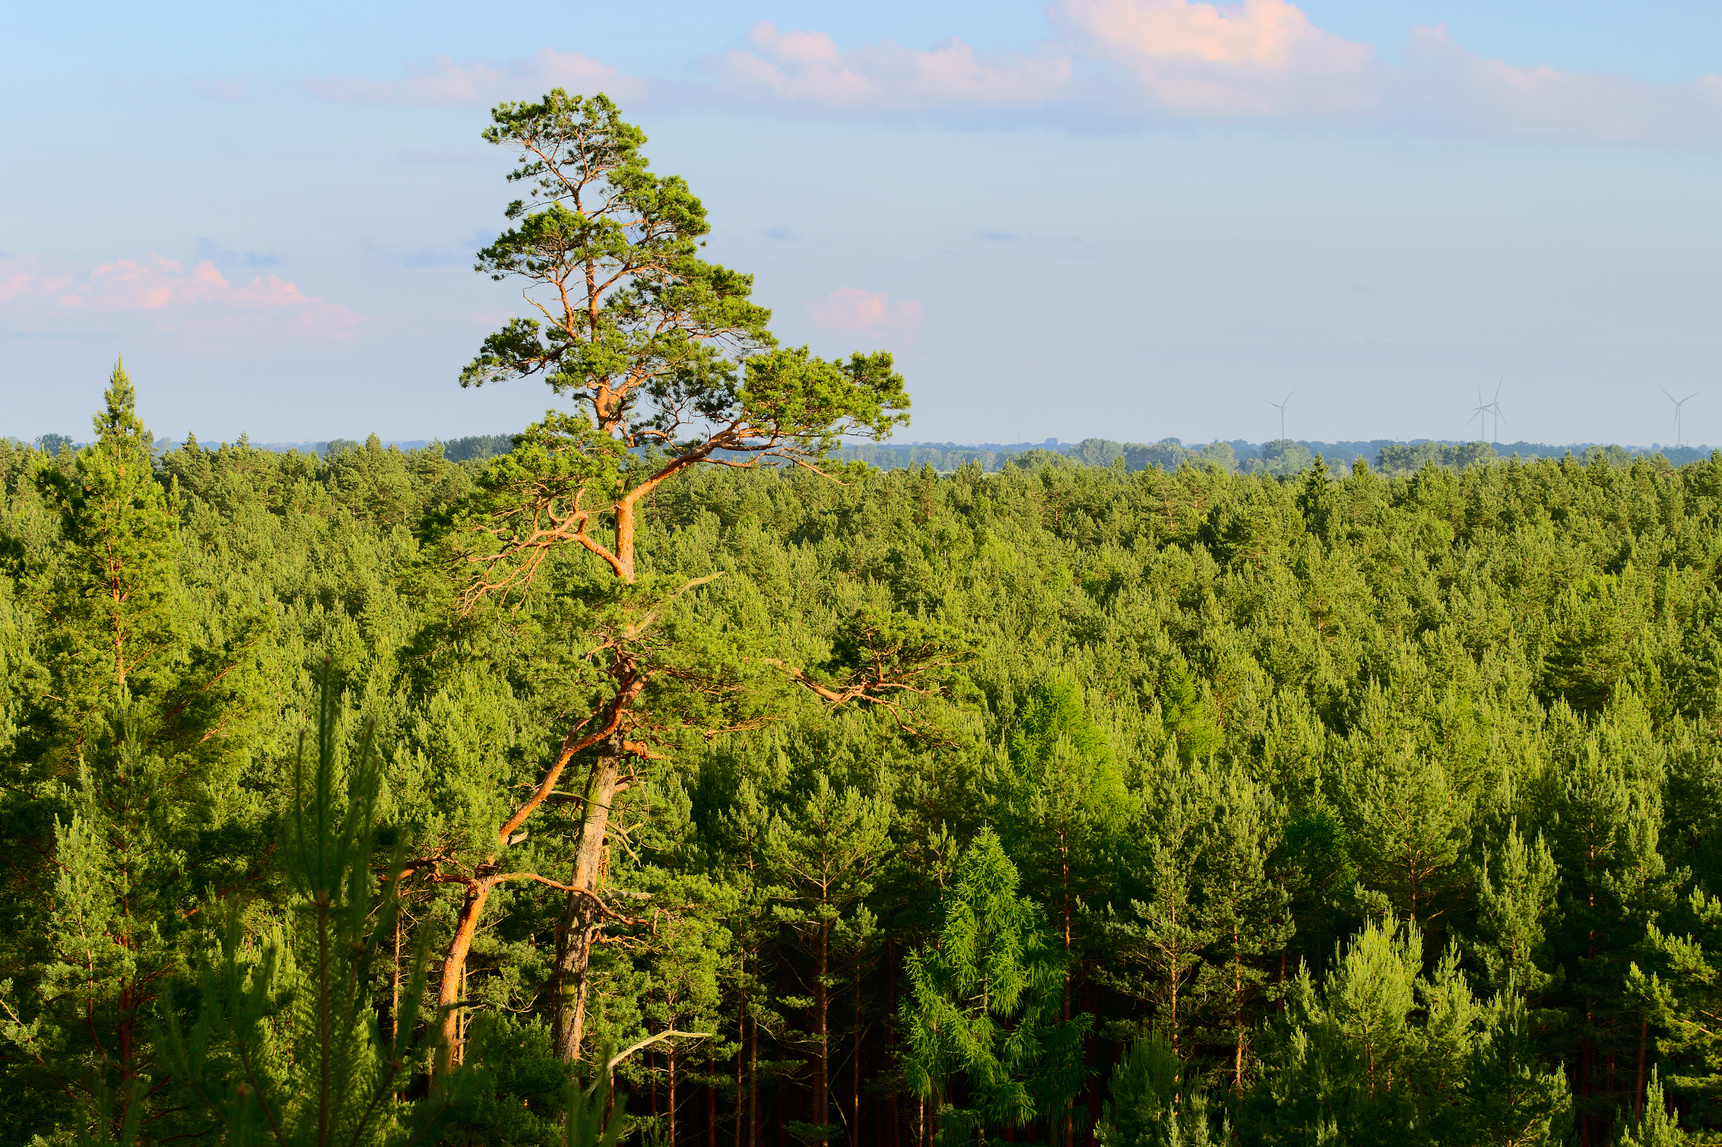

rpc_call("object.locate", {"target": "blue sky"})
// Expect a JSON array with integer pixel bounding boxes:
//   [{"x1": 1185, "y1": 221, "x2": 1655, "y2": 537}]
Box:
[{"x1": 4, "y1": 0, "x2": 1721, "y2": 447}]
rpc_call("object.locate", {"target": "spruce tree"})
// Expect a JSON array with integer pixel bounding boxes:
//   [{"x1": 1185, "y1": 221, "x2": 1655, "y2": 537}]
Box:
[{"x1": 901, "y1": 830, "x2": 1088, "y2": 1145}]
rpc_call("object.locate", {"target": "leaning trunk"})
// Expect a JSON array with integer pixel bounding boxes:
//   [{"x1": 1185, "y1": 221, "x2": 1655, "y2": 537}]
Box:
[
  {"x1": 552, "y1": 738, "x2": 624, "y2": 1062},
  {"x1": 436, "y1": 881, "x2": 493, "y2": 1078}
]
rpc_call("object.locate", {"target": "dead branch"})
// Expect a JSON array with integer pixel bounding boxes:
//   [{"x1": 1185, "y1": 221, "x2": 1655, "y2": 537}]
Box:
[{"x1": 586, "y1": 1029, "x2": 715, "y2": 1096}]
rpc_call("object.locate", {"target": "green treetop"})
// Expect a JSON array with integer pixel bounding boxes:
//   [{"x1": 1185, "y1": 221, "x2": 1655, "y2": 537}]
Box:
[{"x1": 41, "y1": 357, "x2": 180, "y2": 727}]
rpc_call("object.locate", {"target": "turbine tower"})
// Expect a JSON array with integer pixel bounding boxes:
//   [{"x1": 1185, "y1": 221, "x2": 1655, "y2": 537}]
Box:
[
  {"x1": 1663, "y1": 388, "x2": 1697, "y2": 448},
  {"x1": 1267, "y1": 390, "x2": 1293, "y2": 442},
  {"x1": 1467, "y1": 386, "x2": 1491, "y2": 442}
]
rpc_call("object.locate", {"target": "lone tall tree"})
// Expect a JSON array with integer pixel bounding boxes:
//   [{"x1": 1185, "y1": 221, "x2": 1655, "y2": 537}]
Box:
[{"x1": 457, "y1": 90, "x2": 909, "y2": 1065}]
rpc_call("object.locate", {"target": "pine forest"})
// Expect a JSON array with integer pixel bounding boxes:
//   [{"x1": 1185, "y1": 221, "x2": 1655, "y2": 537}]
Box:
[{"x1": 6, "y1": 92, "x2": 1722, "y2": 1147}]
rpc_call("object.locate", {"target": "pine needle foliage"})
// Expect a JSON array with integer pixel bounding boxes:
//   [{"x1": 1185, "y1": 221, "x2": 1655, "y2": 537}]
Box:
[{"x1": 164, "y1": 660, "x2": 467, "y2": 1147}]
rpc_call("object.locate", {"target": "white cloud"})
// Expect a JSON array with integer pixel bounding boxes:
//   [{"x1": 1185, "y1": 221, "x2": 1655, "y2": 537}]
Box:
[
  {"x1": 1394, "y1": 24, "x2": 1722, "y2": 142},
  {"x1": 809, "y1": 287, "x2": 924, "y2": 337},
  {"x1": 307, "y1": 49, "x2": 644, "y2": 107},
  {"x1": 302, "y1": 3, "x2": 1722, "y2": 143},
  {"x1": 0, "y1": 253, "x2": 366, "y2": 340}
]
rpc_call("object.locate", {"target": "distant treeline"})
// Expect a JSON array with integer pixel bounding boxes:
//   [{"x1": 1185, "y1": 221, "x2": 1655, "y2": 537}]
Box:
[
  {"x1": 15, "y1": 432, "x2": 517, "y2": 464},
  {"x1": 11, "y1": 431, "x2": 1715, "y2": 476},
  {"x1": 246, "y1": 434, "x2": 518, "y2": 463},
  {"x1": 834, "y1": 436, "x2": 1720, "y2": 474}
]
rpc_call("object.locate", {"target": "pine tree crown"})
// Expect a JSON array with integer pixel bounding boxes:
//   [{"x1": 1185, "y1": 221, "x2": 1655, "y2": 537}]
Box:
[{"x1": 92, "y1": 356, "x2": 148, "y2": 448}]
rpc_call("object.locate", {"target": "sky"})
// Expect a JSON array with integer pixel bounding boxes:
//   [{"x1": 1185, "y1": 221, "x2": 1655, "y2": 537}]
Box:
[{"x1": 3, "y1": 0, "x2": 1721, "y2": 448}]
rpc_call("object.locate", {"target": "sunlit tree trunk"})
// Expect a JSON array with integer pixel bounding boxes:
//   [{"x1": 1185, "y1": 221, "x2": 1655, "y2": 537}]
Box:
[{"x1": 552, "y1": 739, "x2": 624, "y2": 1062}]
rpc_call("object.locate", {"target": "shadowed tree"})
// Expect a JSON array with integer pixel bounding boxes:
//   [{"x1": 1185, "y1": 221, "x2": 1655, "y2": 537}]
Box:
[
  {"x1": 1101, "y1": 752, "x2": 1217, "y2": 1061},
  {"x1": 1192, "y1": 760, "x2": 1293, "y2": 1092},
  {"x1": 768, "y1": 773, "x2": 891, "y2": 1142}
]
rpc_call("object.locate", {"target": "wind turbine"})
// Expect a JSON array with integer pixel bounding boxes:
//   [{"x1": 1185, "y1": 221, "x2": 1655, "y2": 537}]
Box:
[
  {"x1": 1663, "y1": 388, "x2": 1697, "y2": 448},
  {"x1": 1267, "y1": 390, "x2": 1294, "y2": 441},
  {"x1": 1466, "y1": 377, "x2": 1505, "y2": 444}
]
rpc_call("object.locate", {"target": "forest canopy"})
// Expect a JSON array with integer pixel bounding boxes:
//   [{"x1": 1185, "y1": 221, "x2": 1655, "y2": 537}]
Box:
[{"x1": 5, "y1": 93, "x2": 1722, "y2": 1147}]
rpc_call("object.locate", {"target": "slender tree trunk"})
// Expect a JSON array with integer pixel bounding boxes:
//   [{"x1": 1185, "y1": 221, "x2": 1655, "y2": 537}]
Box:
[
  {"x1": 814, "y1": 919, "x2": 829, "y2": 1134},
  {"x1": 1233, "y1": 952, "x2": 1245, "y2": 1092},
  {"x1": 117, "y1": 981, "x2": 139, "y2": 1143},
  {"x1": 707, "y1": 1054, "x2": 717, "y2": 1147},
  {"x1": 318, "y1": 900, "x2": 332, "y2": 1147},
  {"x1": 852, "y1": 960, "x2": 862, "y2": 1147},
  {"x1": 552, "y1": 739, "x2": 623, "y2": 1062},
  {"x1": 436, "y1": 881, "x2": 492, "y2": 1077},
  {"x1": 735, "y1": 986, "x2": 746, "y2": 1147},
  {"x1": 1085, "y1": 977, "x2": 1103, "y2": 1138},
  {"x1": 1232, "y1": 892, "x2": 1246, "y2": 1093},
  {"x1": 750, "y1": 1012, "x2": 760, "y2": 1147},
  {"x1": 390, "y1": 910, "x2": 404, "y2": 1099},
  {"x1": 388, "y1": 911, "x2": 402, "y2": 1046},
  {"x1": 1581, "y1": 860, "x2": 1598, "y2": 1146},
  {"x1": 669, "y1": 1041, "x2": 679, "y2": 1147},
  {"x1": 1061, "y1": 839, "x2": 1073, "y2": 1147},
  {"x1": 1168, "y1": 963, "x2": 1180, "y2": 1059},
  {"x1": 886, "y1": 941, "x2": 900, "y2": 1147}
]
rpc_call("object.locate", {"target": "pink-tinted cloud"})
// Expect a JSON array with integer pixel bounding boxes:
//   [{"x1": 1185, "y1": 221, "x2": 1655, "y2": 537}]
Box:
[
  {"x1": 809, "y1": 288, "x2": 925, "y2": 337},
  {"x1": 1051, "y1": 0, "x2": 1381, "y2": 119},
  {"x1": 1056, "y1": 0, "x2": 1368, "y2": 69},
  {"x1": 0, "y1": 253, "x2": 366, "y2": 340},
  {"x1": 307, "y1": 49, "x2": 644, "y2": 107},
  {"x1": 717, "y1": 23, "x2": 1069, "y2": 113}
]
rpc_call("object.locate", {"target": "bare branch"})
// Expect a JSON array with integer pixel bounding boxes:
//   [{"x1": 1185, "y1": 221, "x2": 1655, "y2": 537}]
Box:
[{"x1": 586, "y1": 1030, "x2": 715, "y2": 1096}]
